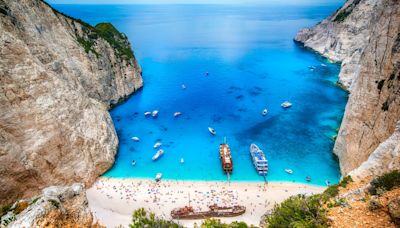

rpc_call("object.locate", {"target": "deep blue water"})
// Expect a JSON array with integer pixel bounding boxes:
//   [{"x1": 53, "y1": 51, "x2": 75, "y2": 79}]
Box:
[{"x1": 54, "y1": 3, "x2": 347, "y2": 185}]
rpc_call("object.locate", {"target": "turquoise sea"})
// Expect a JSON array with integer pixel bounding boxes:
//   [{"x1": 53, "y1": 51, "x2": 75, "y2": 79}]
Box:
[{"x1": 54, "y1": 2, "x2": 347, "y2": 186}]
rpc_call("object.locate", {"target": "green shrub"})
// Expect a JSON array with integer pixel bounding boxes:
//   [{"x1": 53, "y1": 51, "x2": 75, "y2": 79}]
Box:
[
  {"x1": 369, "y1": 170, "x2": 400, "y2": 195},
  {"x1": 264, "y1": 194, "x2": 328, "y2": 228},
  {"x1": 0, "y1": 204, "x2": 12, "y2": 217},
  {"x1": 199, "y1": 219, "x2": 251, "y2": 228},
  {"x1": 77, "y1": 37, "x2": 99, "y2": 57},
  {"x1": 129, "y1": 208, "x2": 182, "y2": 228},
  {"x1": 334, "y1": 9, "x2": 352, "y2": 22},
  {"x1": 339, "y1": 176, "x2": 353, "y2": 188}
]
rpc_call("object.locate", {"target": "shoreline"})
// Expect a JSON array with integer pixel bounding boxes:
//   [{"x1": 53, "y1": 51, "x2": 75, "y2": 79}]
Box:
[
  {"x1": 100, "y1": 176, "x2": 329, "y2": 188},
  {"x1": 87, "y1": 177, "x2": 326, "y2": 227}
]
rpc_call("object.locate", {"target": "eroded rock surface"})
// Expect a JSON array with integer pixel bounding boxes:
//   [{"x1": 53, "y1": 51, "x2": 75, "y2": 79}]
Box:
[
  {"x1": 0, "y1": 0, "x2": 143, "y2": 203},
  {"x1": 295, "y1": 0, "x2": 400, "y2": 175}
]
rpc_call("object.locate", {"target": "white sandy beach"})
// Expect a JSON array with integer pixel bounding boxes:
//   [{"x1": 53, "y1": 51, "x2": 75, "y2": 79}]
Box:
[{"x1": 87, "y1": 177, "x2": 325, "y2": 227}]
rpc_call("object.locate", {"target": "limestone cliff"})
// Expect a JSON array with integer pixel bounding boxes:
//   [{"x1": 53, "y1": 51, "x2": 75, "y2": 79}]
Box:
[
  {"x1": 0, "y1": 0, "x2": 143, "y2": 204},
  {"x1": 1, "y1": 183, "x2": 101, "y2": 227},
  {"x1": 295, "y1": 0, "x2": 400, "y2": 175}
]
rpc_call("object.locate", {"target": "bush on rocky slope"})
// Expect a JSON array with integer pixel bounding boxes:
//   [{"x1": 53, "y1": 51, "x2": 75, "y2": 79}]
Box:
[{"x1": 369, "y1": 170, "x2": 400, "y2": 195}]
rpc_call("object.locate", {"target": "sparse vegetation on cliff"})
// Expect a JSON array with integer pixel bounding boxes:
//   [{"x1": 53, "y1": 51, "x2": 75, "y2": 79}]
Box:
[{"x1": 369, "y1": 170, "x2": 400, "y2": 195}]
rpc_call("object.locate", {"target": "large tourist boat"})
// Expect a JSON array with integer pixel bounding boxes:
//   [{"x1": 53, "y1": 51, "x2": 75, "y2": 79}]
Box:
[
  {"x1": 171, "y1": 204, "x2": 246, "y2": 219},
  {"x1": 219, "y1": 139, "x2": 233, "y2": 174},
  {"x1": 250, "y1": 144, "x2": 268, "y2": 175}
]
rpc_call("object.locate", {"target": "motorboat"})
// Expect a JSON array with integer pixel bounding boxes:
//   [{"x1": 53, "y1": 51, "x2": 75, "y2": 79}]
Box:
[
  {"x1": 306, "y1": 176, "x2": 311, "y2": 182},
  {"x1": 131, "y1": 136, "x2": 140, "y2": 142},
  {"x1": 285, "y1": 169, "x2": 293, "y2": 174},
  {"x1": 182, "y1": 84, "x2": 186, "y2": 89},
  {"x1": 281, "y1": 101, "x2": 292, "y2": 108},
  {"x1": 131, "y1": 160, "x2": 136, "y2": 166},
  {"x1": 152, "y1": 110, "x2": 159, "y2": 117},
  {"x1": 262, "y1": 109, "x2": 268, "y2": 116},
  {"x1": 325, "y1": 180, "x2": 331, "y2": 186},
  {"x1": 208, "y1": 127, "x2": 216, "y2": 136},
  {"x1": 180, "y1": 158, "x2": 184, "y2": 164},
  {"x1": 144, "y1": 111, "x2": 152, "y2": 117},
  {"x1": 153, "y1": 142, "x2": 162, "y2": 149},
  {"x1": 249, "y1": 144, "x2": 268, "y2": 175},
  {"x1": 174, "y1": 112, "x2": 182, "y2": 117},
  {"x1": 155, "y1": 173, "x2": 162, "y2": 182},
  {"x1": 152, "y1": 149, "x2": 164, "y2": 161}
]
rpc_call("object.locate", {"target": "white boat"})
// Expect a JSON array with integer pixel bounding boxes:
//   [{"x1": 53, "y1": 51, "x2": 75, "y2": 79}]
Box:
[
  {"x1": 144, "y1": 111, "x2": 152, "y2": 117},
  {"x1": 155, "y1": 173, "x2": 162, "y2": 182},
  {"x1": 321, "y1": 63, "x2": 327, "y2": 67},
  {"x1": 325, "y1": 180, "x2": 331, "y2": 186},
  {"x1": 131, "y1": 160, "x2": 136, "y2": 166},
  {"x1": 180, "y1": 158, "x2": 184, "y2": 164},
  {"x1": 262, "y1": 109, "x2": 268, "y2": 116},
  {"x1": 250, "y1": 144, "x2": 268, "y2": 175},
  {"x1": 152, "y1": 149, "x2": 164, "y2": 161},
  {"x1": 281, "y1": 101, "x2": 292, "y2": 108},
  {"x1": 205, "y1": 71, "x2": 209, "y2": 76},
  {"x1": 174, "y1": 112, "x2": 182, "y2": 117},
  {"x1": 308, "y1": 66, "x2": 316, "y2": 70},
  {"x1": 153, "y1": 142, "x2": 162, "y2": 149},
  {"x1": 131, "y1": 136, "x2": 140, "y2": 142},
  {"x1": 285, "y1": 169, "x2": 293, "y2": 174},
  {"x1": 152, "y1": 110, "x2": 159, "y2": 117},
  {"x1": 182, "y1": 84, "x2": 186, "y2": 89},
  {"x1": 208, "y1": 127, "x2": 216, "y2": 135}
]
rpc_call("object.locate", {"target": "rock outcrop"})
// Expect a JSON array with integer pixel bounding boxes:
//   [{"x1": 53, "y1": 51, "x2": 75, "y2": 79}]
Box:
[
  {"x1": 0, "y1": 0, "x2": 143, "y2": 203},
  {"x1": 1, "y1": 183, "x2": 99, "y2": 227},
  {"x1": 295, "y1": 0, "x2": 400, "y2": 175}
]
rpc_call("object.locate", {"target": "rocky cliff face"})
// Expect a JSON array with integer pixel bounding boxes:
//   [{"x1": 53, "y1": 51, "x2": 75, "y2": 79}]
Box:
[
  {"x1": 295, "y1": 0, "x2": 400, "y2": 176},
  {"x1": 0, "y1": 0, "x2": 143, "y2": 203},
  {"x1": 1, "y1": 183, "x2": 99, "y2": 227}
]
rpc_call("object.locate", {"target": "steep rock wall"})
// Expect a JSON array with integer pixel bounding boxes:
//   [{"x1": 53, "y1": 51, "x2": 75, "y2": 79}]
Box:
[
  {"x1": 0, "y1": 0, "x2": 143, "y2": 203},
  {"x1": 295, "y1": 0, "x2": 400, "y2": 175}
]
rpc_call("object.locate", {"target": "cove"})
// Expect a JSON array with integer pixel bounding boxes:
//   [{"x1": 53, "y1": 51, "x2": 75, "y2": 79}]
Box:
[{"x1": 53, "y1": 3, "x2": 347, "y2": 185}]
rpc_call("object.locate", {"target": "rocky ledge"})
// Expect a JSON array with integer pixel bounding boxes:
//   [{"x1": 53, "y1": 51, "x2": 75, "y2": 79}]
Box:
[
  {"x1": 0, "y1": 0, "x2": 143, "y2": 204},
  {"x1": 295, "y1": 0, "x2": 400, "y2": 176},
  {"x1": 1, "y1": 183, "x2": 101, "y2": 227}
]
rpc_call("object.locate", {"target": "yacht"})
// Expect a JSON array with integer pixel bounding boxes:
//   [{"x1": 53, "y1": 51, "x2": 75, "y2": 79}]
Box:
[{"x1": 249, "y1": 144, "x2": 268, "y2": 175}]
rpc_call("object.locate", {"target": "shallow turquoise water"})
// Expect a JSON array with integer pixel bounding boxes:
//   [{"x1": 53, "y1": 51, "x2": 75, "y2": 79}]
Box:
[{"x1": 54, "y1": 3, "x2": 347, "y2": 185}]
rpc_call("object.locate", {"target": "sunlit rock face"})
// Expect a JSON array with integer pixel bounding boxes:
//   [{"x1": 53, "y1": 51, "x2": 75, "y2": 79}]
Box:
[
  {"x1": 295, "y1": 0, "x2": 400, "y2": 175},
  {"x1": 0, "y1": 0, "x2": 142, "y2": 203}
]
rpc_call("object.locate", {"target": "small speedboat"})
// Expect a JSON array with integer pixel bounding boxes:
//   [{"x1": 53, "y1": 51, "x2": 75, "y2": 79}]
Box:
[
  {"x1": 281, "y1": 101, "x2": 292, "y2": 108},
  {"x1": 155, "y1": 173, "x2": 162, "y2": 182},
  {"x1": 321, "y1": 63, "x2": 327, "y2": 67},
  {"x1": 174, "y1": 112, "x2": 182, "y2": 117},
  {"x1": 182, "y1": 84, "x2": 186, "y2": 89},
  {"x1": 205, "y1": 71, "x2": 209, "y2": 76},
  {"x1": 131, "y1": 160, "x2": 136, "y2": 166},
  {"x1": 262, "y1": 109, "x2": 268, "y2": 116},
  {"x1": 208, "y1": 127, "x2": 216, "y2": 136},
  {"x1": 153, "y1": 142, "x2": 162, "y2": 149},
  {"x1": 180, "y1": 158, "x2": 184, "y2": 164},
  {"x1": 152, "y1": 110, "x2": 159, "y2": 117},
  {"x1": 308, "y1": 66, "x2": 316, "y2": 70},
  {"x1": 325, "y1": 180, "x2": 331, "y2": 186},
  {"x1": 285, "y1": 169, "x2": 293, "y2": 174},
  {"x1": 144, "y1": 111, "x2": 152, "y2": 117},
  {"x1": 306, "y1": 176, "x2": 311, "y2": 182},
  {"x1": 131, "y1": 136, "x2": 140, "y2": 142},
  {"x1": 152, "y1": 149, "x2": 164, "y2": 161}
]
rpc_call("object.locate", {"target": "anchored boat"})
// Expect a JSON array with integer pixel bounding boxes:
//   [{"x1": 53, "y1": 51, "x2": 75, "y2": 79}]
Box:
[
  {"x1": 250, "y1": 144, "x2": 268, "y2": 175},
  {"x1": 220, "y1": 139, "x2": 233, "y2": 174},
  {"x1": 152, "y1": 149, "x2": 164, "y2": 161},
  {"x1": 171, "y1": 204, "x2": 245, "y2": 219}
]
